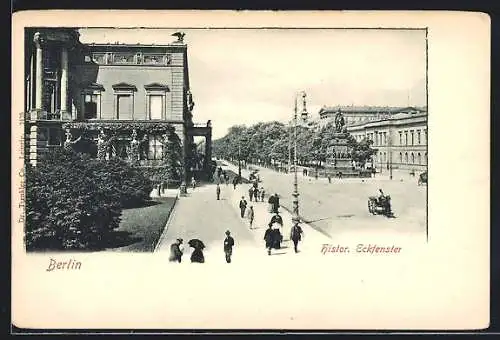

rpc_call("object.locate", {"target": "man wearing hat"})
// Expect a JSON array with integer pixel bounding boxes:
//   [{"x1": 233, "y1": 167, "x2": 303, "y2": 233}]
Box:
[
  {"x1": 223, "y1": 230, "x2": 235, "y2": 263},
  {"x1": 169, "y1": 238, "x2": 184, "y2": 263}
]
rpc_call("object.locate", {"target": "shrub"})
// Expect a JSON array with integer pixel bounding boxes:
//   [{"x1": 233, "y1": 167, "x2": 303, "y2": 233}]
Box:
[
  {"x1": 87, "y1": 158, "x2": 154, "y2": 209},
  {"x1": 25, "y1": 149, "x2": 122, "y2": 250}
]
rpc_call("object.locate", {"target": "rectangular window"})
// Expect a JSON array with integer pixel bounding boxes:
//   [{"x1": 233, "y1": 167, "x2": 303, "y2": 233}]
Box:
[
  {"x1": 404, "y1": 131, "x2": 408, "y2": 145},
  {"x1": 84, "y1": 94, "x2": 99, "y2": 119},
  {"x1": 148, "y1": 135, "x2": 163, "y2": 160},
  {"x1": 399, "y1": 131, "x2": 402, "y2": 145},
  {"x1": 149, "y1": 95, "x2": 163, "y2": 120},
  {"x1": 410, "y1": 130, "x2": 414, "y2": 145},
  {"x1": 117, "y1": 94, "x2": 132, "y2": 120},
  {"x1": 417, "y1": 130, "x2": 421, "y2": 144}
]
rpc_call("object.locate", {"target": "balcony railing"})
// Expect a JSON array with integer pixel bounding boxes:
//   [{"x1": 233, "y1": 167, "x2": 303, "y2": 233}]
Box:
[{"x1": 27, "y1": 111, "x2": 71, "y2": 121}]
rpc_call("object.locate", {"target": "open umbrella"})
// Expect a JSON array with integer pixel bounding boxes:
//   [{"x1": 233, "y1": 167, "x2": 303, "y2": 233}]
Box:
[{"x1": 188, "y1": 239, "x2": 205, "y2": 250}]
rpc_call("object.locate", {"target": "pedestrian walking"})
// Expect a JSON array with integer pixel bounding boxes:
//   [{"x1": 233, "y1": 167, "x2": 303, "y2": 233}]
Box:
[
  {"x1": 272, "y1": 193, "x2": 280, "y2": 213},
  {"x1": 223, "y1": 230, "x2": 235, "y2": 263},
  {"x1": 260, "y1": 187, "x2": 265, "y2": 202},
  {"x1": 216, "y1": 183, "x2": 221, "y2": 200},
  {"x1": 267, "y1": 194, "x2": 275, "y2": 213},
  {"x1": 232, "y1": 176, "x2": 238, "y2": 190},
  {"x1": 247, "y1": 206, "x2": 255, "y2": 229},
  {"x1": 239, "y1": 196, "x2": 248, "y2": 218},
  {"x1": 268, "y1": 212, "x2": 283, "y2": 227},
  {"x1": 264, "y1": 225, "x2": 274, "y2": 255},
  {"x1": 328, "y1": 174, "x2": 332, "y2": 183},
  {"x1": 169, "y1": 238, "x2": 184, "y2": 263},
  {"x1": 189, "y1": 239, "x2": 205, "y2": 263},
  {"x1": 271, "y1": 223, "x2": 283, "y2": 250},
  {"x1": 290, "y1": 223, "x2": 304, "y2": 253},
  {"x1": 248, "y1": 186, "x2": 254, "y2": 202},
  {"x1": 253, "y1": 187, "x2": 259, "y2": 201},
  {"x1": 191, "y1": 177, "x2": 197, "y2": 189}
]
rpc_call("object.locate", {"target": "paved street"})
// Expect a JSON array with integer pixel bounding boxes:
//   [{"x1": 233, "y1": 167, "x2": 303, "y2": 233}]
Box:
[
  {"x1": 155, "y1": 160, "x2": 427, "y2": 264},
  {"x1": 220, "y1": 161, "x2": 427, "y2": 243},
  {"x1": 155, "y1": 183, "x2": 259, "y2": 262}
]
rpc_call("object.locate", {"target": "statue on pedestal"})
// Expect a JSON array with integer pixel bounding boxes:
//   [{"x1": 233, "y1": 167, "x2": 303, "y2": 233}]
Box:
[{"x1": 335, "y1": 110, "x2": 345, "y2": 133}]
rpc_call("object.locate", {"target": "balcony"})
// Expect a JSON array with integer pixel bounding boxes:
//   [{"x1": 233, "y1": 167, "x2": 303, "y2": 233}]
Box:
[{"x1": 27, "y1": 110, "x2": 71, "y2": 121}]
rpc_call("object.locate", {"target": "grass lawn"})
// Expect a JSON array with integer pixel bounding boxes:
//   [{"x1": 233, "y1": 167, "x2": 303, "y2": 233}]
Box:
[{"x1": 104, "y1": 197, "x2": 177, "y2": 252}]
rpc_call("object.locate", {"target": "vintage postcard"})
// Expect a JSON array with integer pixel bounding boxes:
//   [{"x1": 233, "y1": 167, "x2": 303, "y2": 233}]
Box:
[{"x1": 11, "y1": 10, "x2": 490, "y2": 331}]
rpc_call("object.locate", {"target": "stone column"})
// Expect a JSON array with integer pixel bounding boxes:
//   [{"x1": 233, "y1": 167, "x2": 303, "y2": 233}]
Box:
[
  {"x1": 33, "y1": 32, "x2": 44, "y2": 112},
  {"x1": 60, "y1": 46, "x2": 69, "y2": 118}
]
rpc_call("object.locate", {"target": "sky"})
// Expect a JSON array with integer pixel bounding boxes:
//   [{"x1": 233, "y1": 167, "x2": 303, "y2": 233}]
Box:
[{"x1": 78, "y1": 28, "x2": 427, "y2": 139}]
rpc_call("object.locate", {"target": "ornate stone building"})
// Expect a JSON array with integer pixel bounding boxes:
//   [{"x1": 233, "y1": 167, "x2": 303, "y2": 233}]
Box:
[
  {"x1": 347, "y1": 109, "x2": 428, "y2": 174},
  {"x1": 24, "y1": 28, "x2": 211, "y2": 183},
  {"x1": 318, "y1": 105, "x2": 426, "y2": 128}
]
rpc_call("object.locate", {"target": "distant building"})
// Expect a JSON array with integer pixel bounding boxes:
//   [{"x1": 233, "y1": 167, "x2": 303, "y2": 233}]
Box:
[
  {"x1": 24, "y1": 28, "x2": 211, "y2": 182},
  {"x1": 347, "y1": 109, "x2": 428, "y2": 174},
  {"x1": 318, "y1": 105, "x2": 426, "y2": 128}
]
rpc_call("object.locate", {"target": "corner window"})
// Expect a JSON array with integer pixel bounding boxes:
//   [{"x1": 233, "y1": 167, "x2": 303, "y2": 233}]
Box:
[
  {"x1": 84, "y1": 94, "x2": 99, "y2": 119},
  {"x1": 81, "y1": 83, "x2": 104, "y2": 120}
]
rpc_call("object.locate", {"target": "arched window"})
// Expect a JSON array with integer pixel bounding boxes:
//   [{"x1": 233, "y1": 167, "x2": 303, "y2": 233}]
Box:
[
  {"x1": 399, "y1": 152, "x2": 403, "y2": 163},
  {"x1": 411, "y1": 153, "x2": 415, "y2": 164},
  {"x1": 405, "y1": 152, "x2": 408, "y2": 164},
  {"x1": 417, "y1": 153, "x2": 421, "y2": 164},
  {"x1": 425, "y1": 152, "x2": 428, "y2": 164}
]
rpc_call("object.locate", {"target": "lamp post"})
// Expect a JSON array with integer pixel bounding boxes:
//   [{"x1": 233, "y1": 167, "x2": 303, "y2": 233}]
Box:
[{"x1": 292, "y1": 91, "x2": 305, "y2": 225}]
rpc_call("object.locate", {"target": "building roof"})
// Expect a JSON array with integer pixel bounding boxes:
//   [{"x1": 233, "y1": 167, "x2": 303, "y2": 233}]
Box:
[
  {"x1": 319, "y1": 105, "x2": 426, "y2": 115},
  {"x1": 85, "y1": 42, "x2": 186, "y2": 49}
]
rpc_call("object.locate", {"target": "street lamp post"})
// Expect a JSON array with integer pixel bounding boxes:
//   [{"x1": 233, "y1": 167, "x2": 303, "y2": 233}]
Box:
[{"x1": 292, "y1": 91, "x2": 305, "y2": 225}]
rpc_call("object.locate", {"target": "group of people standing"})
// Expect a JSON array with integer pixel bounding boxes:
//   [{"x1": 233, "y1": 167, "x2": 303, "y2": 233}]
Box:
[
  {"x1": 168, "y1": 230, "x2": 235, "y2": 264},
  {"x1": 248, "y1": 185, "x2": 265, "y2": 202}
]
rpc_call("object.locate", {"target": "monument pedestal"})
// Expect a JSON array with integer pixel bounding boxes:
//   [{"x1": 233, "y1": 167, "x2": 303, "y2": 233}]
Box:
[{"x1": 325, "y1": 132, "x2": 370, "y2": 178}]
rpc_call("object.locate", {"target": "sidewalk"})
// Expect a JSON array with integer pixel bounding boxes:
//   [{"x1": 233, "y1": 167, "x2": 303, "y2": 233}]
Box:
[{"x1": 223, "y1": 161, "x2": 332, "y2": 256}]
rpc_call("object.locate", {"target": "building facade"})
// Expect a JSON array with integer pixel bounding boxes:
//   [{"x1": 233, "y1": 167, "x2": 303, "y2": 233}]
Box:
[
  {"x1": 24, "y1": 28, "x2": 209, "y2": 183},
  {"x1": 318, "y1": 105, "x2": 426, "y2": 128},
  {"x1": 347, "y1": 110, "x2": 428, "y2": 174}
]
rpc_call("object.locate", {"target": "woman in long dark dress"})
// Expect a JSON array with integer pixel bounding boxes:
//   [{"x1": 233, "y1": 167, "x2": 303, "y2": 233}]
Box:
[
  {"x1": 191, "y1": 248, "x2": 205, "y2": 263},
  {"x1": 189, "y1": 239, "x2": 205, "y2": 263},
  {"x1": 271, "y1": 224, "x2": 282, "y2": 250}
]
